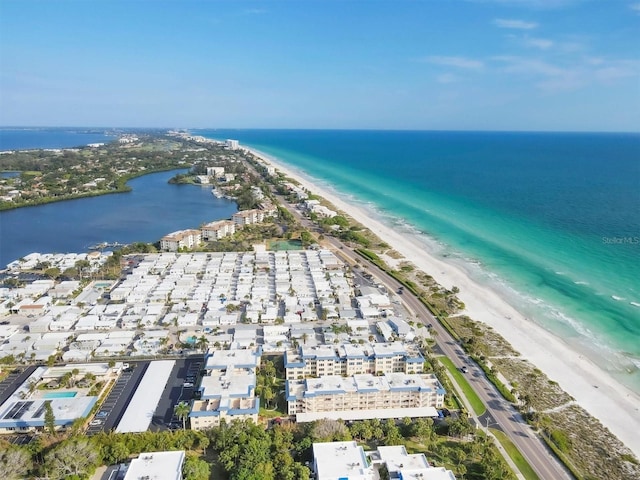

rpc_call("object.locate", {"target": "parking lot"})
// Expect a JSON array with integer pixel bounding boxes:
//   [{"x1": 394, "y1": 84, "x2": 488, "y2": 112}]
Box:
[
  {"x1": 86, "y1": 361, "x2": 149, "y2": 435},
  {"x1": 0, "y1": 365, "x2": 37, "y2": 406},
  {"x1": 150, "y1": 355, "x2": 203, "y2": 431}
]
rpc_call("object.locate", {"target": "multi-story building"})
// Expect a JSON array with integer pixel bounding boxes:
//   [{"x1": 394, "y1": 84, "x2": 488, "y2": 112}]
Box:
[
  {"x1": 313, "y1": 442, "x2": 456, "y2": 480},
  {"x1": 284, "y1": 342, "x2": 424, "y2": 379},
  {"x1": 189, "y1": 348, "x2": 262, "y2": 430},
  {"x1": 201, "y1": 220, "x2": 236, "y2": 241},
  {"x1": 160, "y1": 229, "x2": 202, "y2": 251},
  {"x1": 124, "y1": 451, "x2": 185, "y2": 480},
  {"x1": 286, "y1": 372, "x2": 445, "y2": 422},
  {"x1": 232, "y1": 209, "x2": 265, "y2": 226},
  {"x1": 313, "y1": 441, "x2": 375, "y2": 480}
]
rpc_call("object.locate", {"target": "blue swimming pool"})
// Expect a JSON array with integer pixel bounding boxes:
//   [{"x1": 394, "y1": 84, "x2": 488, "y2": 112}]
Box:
[{"x1": 43, "y1": 391, "x2": 77, "y2": 399}]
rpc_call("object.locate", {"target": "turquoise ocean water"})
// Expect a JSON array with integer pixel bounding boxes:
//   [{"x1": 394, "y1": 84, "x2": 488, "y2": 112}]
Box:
[{"x1": 200, "y1": 130, "x2": 640, "y2": 392}]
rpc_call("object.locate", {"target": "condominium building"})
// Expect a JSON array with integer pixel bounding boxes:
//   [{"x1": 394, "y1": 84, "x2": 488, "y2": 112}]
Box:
[
  {"x1": 232, "y1": 209, "x2": 265, "y2": 226},
  {"x1": 124, "y1": 450, "x2": 185, "y2": 480},
  {"x1": 286, "y1": 372, "x2": 445, "y2": 422},
  {"x1": 284, "y1": 342, "x2": 424, "y2": 380},
  {"x1": 201, "y1": 220, "x2": 236, "y2": 241},
  {"x1": 189, "y1": 348, "x2": 261, "y2": 430},
  {"x1": 313, "y1": 441, "x2": 374, "y2": 480},
  {"x1": 313, "y1": 443, "x2": 456, "y2": 480},
  {"x1": 160, "y1": 229, "x2": 202, "y2": 252},
  {"x1": 375, "y1": 445, "x2": 456, "y2": 480}
]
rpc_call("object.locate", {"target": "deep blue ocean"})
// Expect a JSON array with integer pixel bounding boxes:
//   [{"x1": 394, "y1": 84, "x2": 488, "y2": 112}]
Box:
[{"x1": 200, "y1": 129, "x2": 640, "y2": 391}]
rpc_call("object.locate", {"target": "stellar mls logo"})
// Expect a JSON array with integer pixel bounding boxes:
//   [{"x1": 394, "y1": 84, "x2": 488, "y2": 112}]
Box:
[{"x1": 602, "y1": 236, "x2": 639, "y2": 245}]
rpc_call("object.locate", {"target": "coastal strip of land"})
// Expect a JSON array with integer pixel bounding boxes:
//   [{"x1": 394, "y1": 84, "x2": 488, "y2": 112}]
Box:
[{"x1": 245, "y1": 145, "x2": 640, "y2": 457}]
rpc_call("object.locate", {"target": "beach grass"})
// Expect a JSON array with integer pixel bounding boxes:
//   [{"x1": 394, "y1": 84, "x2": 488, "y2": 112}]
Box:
[
  {"x1": 491, "y1": 428, "x2": 540, "y2": 480},
  {"x1": 438, "y1": 356, "x2": 486, "y2": 416}
]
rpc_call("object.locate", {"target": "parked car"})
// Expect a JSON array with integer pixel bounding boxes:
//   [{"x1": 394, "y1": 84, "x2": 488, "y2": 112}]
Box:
[
  {"x1": 89, "y1": 419, "x2": 103, "y2": 426},
  {"x1": 96, "y1": 411, "x2": 108, "y2": 418}
]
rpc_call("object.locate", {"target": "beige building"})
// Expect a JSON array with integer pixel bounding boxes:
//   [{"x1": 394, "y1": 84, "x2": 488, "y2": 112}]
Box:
[
  {"x1": 160, "y1": 229, "x2": 202, "y2": 251},
  {"x1": 201, "y1": 220, "x2": 236, "y2": 241},
  {"x1": 232, "y1": 209, "x2": 265, "y2": 226},
  {"x1": 284, "y1": 342, "x2": 425, "y2": 380},
  {"x1": 286, "y1": 372, "x2": 445, "y2": 422}
]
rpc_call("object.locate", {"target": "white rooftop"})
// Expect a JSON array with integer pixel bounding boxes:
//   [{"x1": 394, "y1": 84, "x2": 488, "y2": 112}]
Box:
[
  {"x1": 124, "y1": 450, "x2": 185, "y2": 480},
  {"x1": 116, "y1": 360, "x2": 175, "y2": 433},
  {"x1": 313, "y1": 441, "x2": 375, "y2": 480},
  {"x1": 205, "y1": 348, "x2": 260, "y2": 370},
  {"x1": 200, "y1": 372, "x2": 256, "y2": 399}
]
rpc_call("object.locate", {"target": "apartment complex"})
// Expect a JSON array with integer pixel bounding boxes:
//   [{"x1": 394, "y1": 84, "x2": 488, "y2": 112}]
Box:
[
  {"x1": 313, "y1": 442, "x2": 456, "y2": 480},
  {"x1": 231, "y1": 207, "x2": 276, "y2": 226},
  {"x1": 124, "y1": 450, "x2": 185, "y2": 480},
  {"x1": 189, "y1": 348, "x2": 261, "y2": 430},
  {"x1": 200, "y1": 219, "x2": 236, "y2": 241},
  {"x1": 160, "y1": 229, "x2": 202, "y2": 252},
  {"x1": 286, "y1": 372, "x2": 445, "y2": 422},
  {"x1": 284, "y1": 342, "x2": 424, "y2": 379}
]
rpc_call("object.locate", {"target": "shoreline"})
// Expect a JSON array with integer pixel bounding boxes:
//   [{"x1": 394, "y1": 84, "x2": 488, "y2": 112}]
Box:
[{"x1": 246, "y1": 145, "x2": 640, "y2": 456}]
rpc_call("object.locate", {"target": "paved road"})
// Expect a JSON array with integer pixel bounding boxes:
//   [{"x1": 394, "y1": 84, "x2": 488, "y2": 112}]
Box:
[
  {"x1": 151, "y1": 356, "x2": 203, "y2": 431},
  {"x1": 338, "y1": 242, "x2": 572, "y2": 480},
  {"x1": 273, "y1": 190, "x2": 572, "y2": 480}
]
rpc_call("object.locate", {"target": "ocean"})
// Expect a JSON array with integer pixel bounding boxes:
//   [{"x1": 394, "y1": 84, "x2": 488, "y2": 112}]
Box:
[
  {"x1": 199, "y1": 129, "x2": 640, "y2": 392},
  {"x1": 0, "y1": 127, "x2": 114, "y2": 150}
]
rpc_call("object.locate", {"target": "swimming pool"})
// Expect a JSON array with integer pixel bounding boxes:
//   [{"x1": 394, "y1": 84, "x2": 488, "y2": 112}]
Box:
[{"x1": 43, "y1": 391, "x2": 77, "y2": 399}]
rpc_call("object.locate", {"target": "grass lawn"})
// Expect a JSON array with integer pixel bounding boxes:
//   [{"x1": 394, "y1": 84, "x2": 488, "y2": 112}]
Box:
[
  {"x1": 438, "y1": 356, "x2": 486, "y2": 416},
  {"x1": 491, "y1": 428, "x2": 540, "y2": 480}
]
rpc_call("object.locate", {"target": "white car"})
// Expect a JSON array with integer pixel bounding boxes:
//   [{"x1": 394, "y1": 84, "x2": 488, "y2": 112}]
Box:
[{"x1": 90, "y1": 419, "x2": 103, "y2": 426}]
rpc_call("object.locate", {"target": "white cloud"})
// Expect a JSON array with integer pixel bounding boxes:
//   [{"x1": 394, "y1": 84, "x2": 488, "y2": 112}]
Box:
[
  {"x1": 492, "y1": 55, "x2": 582, "y2": 91},
  {"x1": 424, "y1": 56, "x2": 484, "y2": 69},
  {"x1": 492, "y1": 55, "x2": 640, "y2": 93},
  {"x1": 494, "y1": 18, "x2": 538, "y2": 29},
  {"x1": 594, "y1": 60, "x2": 640, "y2": 82},
  {"x1": 525, "y1": 37, "x2": 554, "y2": 49},
  {"x1": 630, "y1": 3, "x2": 640, "y2": 13}
]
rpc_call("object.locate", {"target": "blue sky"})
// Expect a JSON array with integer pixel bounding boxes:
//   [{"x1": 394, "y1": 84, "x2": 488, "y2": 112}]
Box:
[{"x1": 0, "y1": 0, "x2": 638, "y2": 131}]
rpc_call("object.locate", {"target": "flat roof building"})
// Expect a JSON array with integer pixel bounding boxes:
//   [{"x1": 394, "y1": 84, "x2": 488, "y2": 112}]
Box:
[
  {"x1": 190, "y1": 347, "x2": 262, "y2": 430},
  {"x1": 284, "y1": 342, "x2": 424, "y2": 379},
  {"x1": 313, "y1": 441, "x2": 375, "y2": 480},
  {"x1": 124, "y1": 450, "x2": 185, "y2": 480},
  {"x1": 287, "y1": 373, "x2": 445, "y2": 422}
]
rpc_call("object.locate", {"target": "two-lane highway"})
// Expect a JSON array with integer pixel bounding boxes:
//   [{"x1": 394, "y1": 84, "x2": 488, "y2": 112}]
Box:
[
  {"x1": 336, "y1": 241, "x2": 573, "y2": 480},
  {"x1": 274, "y1": 193, "x2": 571, "y2": 479}
]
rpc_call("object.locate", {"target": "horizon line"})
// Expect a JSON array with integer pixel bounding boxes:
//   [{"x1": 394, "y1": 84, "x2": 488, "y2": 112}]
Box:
[{"x1": 1, "y1": 126, "x2": 639, "y2": 135}]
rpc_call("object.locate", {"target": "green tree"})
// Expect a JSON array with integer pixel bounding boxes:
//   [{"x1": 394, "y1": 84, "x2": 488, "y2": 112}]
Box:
[
  {"x1": 0, "y1": 447, "x2": 31, "y2": 479},
  {"x1": 261, "y1": 385, "x2": 275, "y2": 409},
  {"x1": 44, "y1": 401, "x2": 56, "y2": 434},
  {"x1": 174, "y1": 402, "x2": 191, "y2": 430},
  {"x1": 102, "y1": 441, "x2": 130, "y2": 464},
  {"x1": 44, "y1": 438, "x2": 100, "y2": 480},
  {"x1": 183, "y1": 453, "x2": 210, "y2": 480}
]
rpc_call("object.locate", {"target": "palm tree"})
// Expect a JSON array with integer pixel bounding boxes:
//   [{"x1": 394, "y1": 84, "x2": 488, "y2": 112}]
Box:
[{"x1": 174, "y1": 402, "x2": 190, "y2": 430}]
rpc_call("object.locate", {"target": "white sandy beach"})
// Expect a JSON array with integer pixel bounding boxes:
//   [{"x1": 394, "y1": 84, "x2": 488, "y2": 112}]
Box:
[{"x1": 247, "y1": 146, "x2": 640, "y2": 457}]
